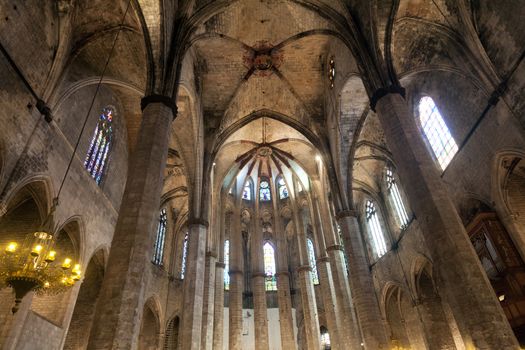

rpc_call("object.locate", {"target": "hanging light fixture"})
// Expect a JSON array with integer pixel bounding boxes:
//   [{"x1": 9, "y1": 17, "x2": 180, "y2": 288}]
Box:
[
  {"x1": 0, "y1": 212, "x2": 81, "y2": 313},
  {"x1": 0, "y1": 0, "x2": 132, "y2": 314}
]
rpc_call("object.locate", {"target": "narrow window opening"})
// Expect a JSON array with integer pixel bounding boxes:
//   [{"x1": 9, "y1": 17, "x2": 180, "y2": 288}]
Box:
[
  {"x1": 152, "y1": 209, "x2": 167, "y2": 265},
  {"x1": 418, "y1": 96, "x2": 458, "y2": 170},
  {"x1": 366, "y1": 200, "x2": 388, "y2": 258}
]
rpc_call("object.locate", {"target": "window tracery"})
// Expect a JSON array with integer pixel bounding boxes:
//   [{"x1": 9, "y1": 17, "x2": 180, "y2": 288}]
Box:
[
  {"x1": 242, "y1": 181, "x2": 252, "y2": 200},
  {"x1": 277, "y1": 177, "x2": 288, "y2": 199},
  {"x1": 259, "y1": 180, "x2": 271, "y2": 201},
  {"x1": 85, "y1": 107, "x2": 113, "y2": 184},
  {"x1": 263, "y1": 241, "x2": 277, "y2": 291},
  {"x1": 152, "y1": 208, "x2": 167, "y2": 266},
  {"x1": 366, "y1": 200, "x2": 388, "y2": 258},
  {"x1": 386, "y1": 168, "x2": 410, "y2": 229},
  {"x1": 418, "y1": 96, "x2": 458, "y2": 170}
]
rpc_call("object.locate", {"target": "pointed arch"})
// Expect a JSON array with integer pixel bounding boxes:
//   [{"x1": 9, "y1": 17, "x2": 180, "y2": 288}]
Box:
[
  {"x1": 242, "y1": 177, "x2": 253, "y2": 201},
  {"x1": 263, "y1": 241, "x2": 277, "y2": 291}
]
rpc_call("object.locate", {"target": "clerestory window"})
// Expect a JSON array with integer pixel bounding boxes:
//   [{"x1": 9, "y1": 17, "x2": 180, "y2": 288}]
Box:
[{"x1": 418, "y1": 96, "x2": 458, "y2": 170}]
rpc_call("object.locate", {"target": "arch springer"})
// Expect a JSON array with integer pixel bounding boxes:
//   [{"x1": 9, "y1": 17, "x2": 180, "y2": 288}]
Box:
[
  {"x1": 141, "y1": 94, "x2": 178, "y2": 118},
  {"x1": 370, "y1": 85, "x2": 406, "y2": 112}
]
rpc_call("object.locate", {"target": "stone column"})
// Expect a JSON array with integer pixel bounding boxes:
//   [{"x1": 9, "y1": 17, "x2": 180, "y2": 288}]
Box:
[
  {"x1": 373, "y1": 90, "x2": 519, "y2": 348},
  {"x1": 179, "y1": 220, "x2": 208, "y2": 350},
  {"x1": 337, "y1": 211, "x2": 389, "y2": 349},
  {"x1": 251, "y1": 205, "x2": 269, "y2": 350},
  {"x1": 415, "y1": 295, "x2": 456, "y2": 350},
  {"x1": 309, "y1": 198, "x2": 343, "y2": 349},
  {"x1": 275, "y1": 271, "x2": 296, "y2": 350},
  {"x1": 293, "y1": 211, "x2": 321, "y2": 350},
  {"x1": 201, "y1": 252, "x2": 217, "y2": 350},
  {"x1": 87, "y1": 97, "x2": 174, "y2": 349},
  {"x1": 252, "y1": 273, "x2": 270, "y2": 350},
  {"x1": 314, "y1": 197, "x2": 362, "y2": 349},
  {"x1": 212, "y1": 262, "x2": 225, "y2": 350},
  {"x1": 315, "y1": 256, "x2": 343, "y2": 350},
  {"x1": 296, "y1": 265, "x2": 320, "y2": 350},
  {"x1": 229, "y1": 208, "x2": 243, "y2": 350},
  {"x1": 275, "y1": 210, "x2": 296, "y2": 350}
]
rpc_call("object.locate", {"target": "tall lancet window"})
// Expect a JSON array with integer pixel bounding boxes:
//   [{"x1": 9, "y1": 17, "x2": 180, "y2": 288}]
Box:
[
  {"x1": 180, "y1": 231, "x2": 189, "y2": 279},
  {"x1": 152, "y1": 209, "x2": 167, "y2": 265},
  {"x1": 259, "y1": 180, "x2": 271, "y2": 201},
  {"x1": 263, "y1": 242, "x2": 277, "y2": 291},
  {"x1": 242, "y1": 181, "x2": 252, "y2": 201},
  {"x1": 365, "y1": 200, "x2": 388, "y2": 258},
  {"x1": 277, "y1": 177, "x2": 289, "y2": 199},
  {"x1": 307, "y1": 238, "x2": 319, "y2": 285},
  {"x1": 224, "y1": 240, "x2": 230, "y2": 290},
  {"x1": 418, "y1": 96, "x2": 458, "y2": 170},
  {"x1": 386, "y1": 168, "x2": 410, "y2": 229},
  {"x1": 85, "y1": 107, "x2": 113, "y2": 184}
]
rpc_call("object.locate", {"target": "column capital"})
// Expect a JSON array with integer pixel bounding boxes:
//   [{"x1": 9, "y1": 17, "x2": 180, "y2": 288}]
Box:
[
  {"x1": 370, "y1": 85, "x2": 406, "y2": 112},
  {"x1": 316, "y1": 256, "x2": 329, "y2": 264},
  {"x1": 141, "y1": 94, "x2": 178, "y2": 118},
  {"x1": 188, "y1": 217, "x2": 209, "y2": 228},
  {"x1": 215, "y1": 262, "x2": 226, "y2": 268},
  {"x1": 336, "y1": 209, "x2": 357, "y2": 220},
  {"x1": 326, "y1": 244, "x2": 344, "y2": 252},
  {"x1": 296, "y1": 265, "x2": 312, "y2": 273},
  {"x1": 228, "y1": 269, "x2": 243, "y2": 276},
  {"x1": 251, "y1": 272, "x2": 266, "y2": 278},
  {"x1": 206, "y1": 251, "x2": 217, "y2": 258},
  {"x1": 275, "y1": 271, "x2": 290, "y2": 277}
]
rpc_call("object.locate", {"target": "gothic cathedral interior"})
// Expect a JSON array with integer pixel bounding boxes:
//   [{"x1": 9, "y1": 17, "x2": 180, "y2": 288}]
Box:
[{"x1": 0, "y1": 1, "x2": 524, "y2": 349}]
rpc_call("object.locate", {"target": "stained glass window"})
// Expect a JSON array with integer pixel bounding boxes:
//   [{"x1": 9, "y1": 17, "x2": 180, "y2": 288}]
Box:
[
  {"x1": 386, "y1": 168, "x2": 410, "y2": 229},
  {"x1": 242, "y1": 181, "x2": 252, "y2": 200},
  {"x1": 259, "y1": 180, "x2": 271, "y2": 201},
  {"x1": 224, "y1": 240, "x2": 230, "y2": 290},
  {"x1": 418, "y1": 96, "x2": 458, "y2": 170},
  {"x1": 180, "y1": 231, "x2": 189, "y2": 279},
  {"x1": 277, "y1": 177, "x2": 289, "y2": 199},
  {"x1": 366, "y1": 200, "x2": 388, "y2": 258},
  {"x1": 152, "y1": 209, "x2": 167, "y2": 265},
  {"x1": 85, "y1": 107, "x2": 113, "y2": 184},
  {"x1": 320, "y1": 327, "x2": 331, "y2": 349},
  {"x1": 307, "y1": 238, "x2": 319, "y2": 285},
  {"x1": 263, "y1": 242, "x2": 277, "y2": 291}
]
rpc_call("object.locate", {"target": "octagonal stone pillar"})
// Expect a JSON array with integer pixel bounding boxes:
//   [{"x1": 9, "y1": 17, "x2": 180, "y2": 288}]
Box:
[{"x1": 87, "y1": 96, "x2": 175, "y2": 350}]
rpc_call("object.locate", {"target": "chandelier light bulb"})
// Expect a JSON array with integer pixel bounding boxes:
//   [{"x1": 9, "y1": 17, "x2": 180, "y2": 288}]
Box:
[
  {"x1": 62, "y1": 258, "x2": 72, "y2": 270},
  {"x1": 31, "y1": 244, "x2": 43, "y2": 256},
  {"x1": 5, "y1": 242, "x2": 17, "y2": 253},
  {"x1": 72, "y1": 264, "x2": 81, "y2": 274},
  {"x1": 45, "y1": 251, "x2": 56, "y2": 263}
]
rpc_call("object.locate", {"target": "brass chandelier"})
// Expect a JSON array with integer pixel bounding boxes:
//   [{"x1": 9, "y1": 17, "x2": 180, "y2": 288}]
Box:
[{"x1": 0, "y1": 220, "x2": 81, "y2": 313}]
